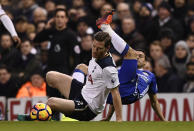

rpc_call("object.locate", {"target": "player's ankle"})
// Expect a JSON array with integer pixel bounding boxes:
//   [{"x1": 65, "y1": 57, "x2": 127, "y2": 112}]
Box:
[{"x1": 100, "y1": 24, "x2": 112, "y2": 32}]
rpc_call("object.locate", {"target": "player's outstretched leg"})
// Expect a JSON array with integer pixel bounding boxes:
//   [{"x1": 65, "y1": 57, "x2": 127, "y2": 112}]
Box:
[{"x1": 96, "y1": 11, "x2": 137, "y2": 60}]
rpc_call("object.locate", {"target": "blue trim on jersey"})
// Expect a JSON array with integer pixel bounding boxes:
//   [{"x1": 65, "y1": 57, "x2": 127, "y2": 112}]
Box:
[
  {"x1": 121, "y1": 44, "x2": 129, "y2": 57},
  {"x1": 74, "y1": 69, "x2": 85, "y2": 75}
]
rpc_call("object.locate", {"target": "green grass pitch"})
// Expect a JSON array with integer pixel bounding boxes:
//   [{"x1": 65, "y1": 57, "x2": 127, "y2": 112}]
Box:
[{"x1": 0, "y1": 121, "x2": 194, "y2": 131}]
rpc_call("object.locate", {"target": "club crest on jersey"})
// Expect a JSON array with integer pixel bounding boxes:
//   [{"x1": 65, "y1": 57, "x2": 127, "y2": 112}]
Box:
[{"x1": 88, "y1": 74, "x2": 93, "y2": 85}]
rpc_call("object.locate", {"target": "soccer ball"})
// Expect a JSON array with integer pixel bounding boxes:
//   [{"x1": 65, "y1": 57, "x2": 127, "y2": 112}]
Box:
[{"x1": 30, "y1": 103, "x2": 52, "y2": 121}]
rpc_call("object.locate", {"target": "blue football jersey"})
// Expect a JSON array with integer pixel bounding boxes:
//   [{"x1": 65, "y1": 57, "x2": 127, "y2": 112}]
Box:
[{"x1": 107, "y1": 59, "x2": 158, "y2": 104}]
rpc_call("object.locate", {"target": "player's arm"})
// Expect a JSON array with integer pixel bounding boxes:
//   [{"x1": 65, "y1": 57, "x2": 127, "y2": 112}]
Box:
[
  {"x1": 0, "y1": 6, "x2": 21, "y2": 45},
  {"x1": 148, "y1": 93, "x2": 167, "y2": 121},
  {"x1": 110, "y1": 86, "x2": 122, "y2": 122},
  {"x1": 102, "y1": 104, "x2": 115, "y2": 121}
]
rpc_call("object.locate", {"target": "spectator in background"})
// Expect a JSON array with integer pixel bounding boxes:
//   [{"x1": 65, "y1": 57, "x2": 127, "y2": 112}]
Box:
[
  {"x1": 16, "y1": 69, "x2": 46, "y2": 98},
  {"x1": 186, "y1": 33, "x2": 194, "y2": 51},
  {"x1": 154, "y1": 55, "x2": 183, "y2": 92},
  {"x1": 34, "y1": 8, "x2": 80, "y2": 97},
  {"x1": 72, "y1": 0, "x2": 85, "y2": 8},
  {"x1": 44, "y1": 0, "x2": 56, "y2": 20},
  {"x1": 136, "y1": 3, "x2": 153, "y2": 44},
  {"x1": 172, "y1": 0, "x2": 188, "y2": 28},
  {"x1": 15, "y1": 16, "x2": 28, "y2": 40},
  {"x1": 149, "y1": 40, "x2": 165, "y2": 67},
  {"x1": 36, "y1": 21, "x2": 46, "y2": 33},
  {"x1": 116, "y1": 2, "x2": 132, "y2": 27},
  {"x1": 0, "y1": 65, "x2": 20, "y2": 98},
  {"x1": 183, "y1": 62, "x2": 194, "y2": 92},
  {"x1": 149, "y1": 1, "x2": 184, "y2": 42},
  {"x1": 191, "y1": 49, "x2": 194, "y2": 63},
  {"x1": 13, "y1": 40, "x2": 41, "y2": 84},
  {"x1": 152, "y1": 0, "x2": 163, "y2": 17},
  {"x1": 90, "y1": 0, "x2": 106, "y2": 19},
  {"x1": 32, "y1": 7, "x2": 47, "y2": 25},
  {"x1": 187, "y1": 16, "x2": 194, "y2": 35},
  {"x1": 159, "y1": 28, "x2": 175, "y2": 60},
  {"x1": 120, "y1": 17, "x2": 146, "y2": 50},
  {"x1": 76, "y1": 17, "x2": 94, "y2": 41},
  {"x1": 131, "y1": 0, "x2": 142, "y2": 21},
  {"x1": 0, "y1": 33, "x2": 19, "y2": 68},
  {"x1": 79, "y1": 34, "x2": 92, "y2": 65},
  {"x1": 16, "y1": 0, "x2": 39, "y2": 23},
  {"x1": 172, "y1": 40, "x2": 191, "y2": 79},
  {"x1": 100, "y1": 3, "x2": 113, "y2": 17}
]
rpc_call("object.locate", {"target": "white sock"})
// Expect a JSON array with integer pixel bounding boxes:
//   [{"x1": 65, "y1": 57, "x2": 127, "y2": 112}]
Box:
[
  {"x1": 0, "y1": 15, "x2": 18, "y2": 37},
  {"x1": 101, "y1": 24, "x2": 129, "y2": 56},
  {"x1": 72, "y1": 69, "x2": 85, "y2": 84}
]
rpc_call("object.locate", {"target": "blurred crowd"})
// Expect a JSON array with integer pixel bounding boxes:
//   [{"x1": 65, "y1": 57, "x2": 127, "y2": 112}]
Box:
[{"x1": 0, "y1": 0, "x2": 194, "y2": 99}]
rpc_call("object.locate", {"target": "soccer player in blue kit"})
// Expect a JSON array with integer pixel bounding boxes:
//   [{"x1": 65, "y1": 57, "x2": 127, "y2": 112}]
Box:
[{"x1": 95, "y1": 11, "x2": 166, "y2": 121}]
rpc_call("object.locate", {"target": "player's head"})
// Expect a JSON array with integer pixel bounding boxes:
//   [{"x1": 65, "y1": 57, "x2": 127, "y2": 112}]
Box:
[
  {"x1": 92, "y1": 31, "x2": 111, "y2": 59},
  {"x1": 54, "y1": 8, "x2": 68, "y2": 30},
  {"x1": 136, "y1": 49, "x2": 147, "y2": 69}
]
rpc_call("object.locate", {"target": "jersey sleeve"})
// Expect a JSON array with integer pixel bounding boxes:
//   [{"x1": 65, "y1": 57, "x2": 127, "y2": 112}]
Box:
[
  {"x1": 103, "y1": 66, "x2": 120, "y2": 89},
  {"x1": 0, "y1": 5, "x2": 6, "y2": 16},
  {"x1": 148, "y1": 74, "x2": 158, "y2": 94}
]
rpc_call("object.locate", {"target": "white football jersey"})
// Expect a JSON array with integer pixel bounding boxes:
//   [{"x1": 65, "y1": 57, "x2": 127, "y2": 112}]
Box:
[
  {"x1": 81, "y1": 54, "x2": 119, "y2": 114},
  {"x1": 0, "y1": 5, "x2": 5, "y2": 16}
]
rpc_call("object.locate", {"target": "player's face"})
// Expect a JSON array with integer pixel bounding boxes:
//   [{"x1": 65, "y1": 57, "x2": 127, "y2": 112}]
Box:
[
  {"x1": 55, "y1": 11, "x2": 68, "y2": 30},
  {"x1": 92, "y1": 40, "x2": 108, "y2": 59},
  {"x1": 143, "y1": 61, "x2": 153, "y2": 72},
  {"x1": 136, "y1": 51, "x2": 146, "y2": 68}
]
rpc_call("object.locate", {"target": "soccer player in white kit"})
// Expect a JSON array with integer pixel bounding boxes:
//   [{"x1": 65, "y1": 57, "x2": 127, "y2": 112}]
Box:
[
  {"x1": 46, "y1": 31, "x2": 122, "y2": 121},
  {"x1": 0, "y1": 4, "x2": 21, "y2": 45}
]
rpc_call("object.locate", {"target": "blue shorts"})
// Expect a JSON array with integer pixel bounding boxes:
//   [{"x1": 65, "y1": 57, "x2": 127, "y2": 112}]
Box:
[{"x1": 107, "y1": 59, "x2": 138, "y2": 104}]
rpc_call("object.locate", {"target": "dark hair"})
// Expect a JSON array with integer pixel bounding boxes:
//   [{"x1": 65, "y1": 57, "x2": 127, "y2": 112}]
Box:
[
  {"x1": 54, "y1": 8, "x2": 68, "y2": 17},
  {"x1": 81, "y1": 33, "x2": 94, "y2": 40},
  {"x1": 187, "y1": 61, "x2": 194, "y2": 68},
  {"x1": 150, "y1": 40, "x2": 163, "y2": 50},
  {"x1": 159, "y1": 28, "x2": 175, "y2": 41},
  {"x1": 135, "y1": 48, "x2": 149, "y2": 61},
  {"x1": 0, "y1": 64, "x2": 11, "y2": 73},
  {"x1": 1, "y1": 33, "x2": 11, "y2": 39},
  {"x1": 94, "y1": 31, "x2": 111, "y2": 48}
]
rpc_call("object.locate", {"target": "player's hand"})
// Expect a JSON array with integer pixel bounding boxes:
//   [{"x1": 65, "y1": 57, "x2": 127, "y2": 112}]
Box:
[
  {"x1": 12, "y1": 36, "x2": 21, "y2": 48},
  {"x1": 45, "y1": 18, "x2": 54, "y2": 29}
]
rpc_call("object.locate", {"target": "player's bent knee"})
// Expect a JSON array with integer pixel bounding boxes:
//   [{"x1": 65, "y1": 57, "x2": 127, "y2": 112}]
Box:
[
  {"x1": 47, "y1": 97, "x2": 57, "y2": 109},
  {"x1": 75, "y1": 64, "x2": 88, "y2": 75},
  {"x1": 46, "y1": 71, "x2": 57, "y2": 87}
]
